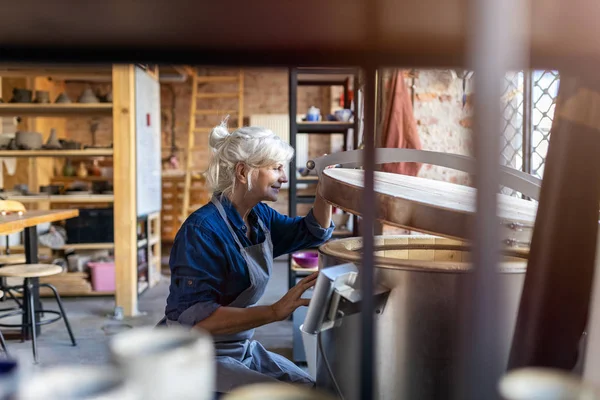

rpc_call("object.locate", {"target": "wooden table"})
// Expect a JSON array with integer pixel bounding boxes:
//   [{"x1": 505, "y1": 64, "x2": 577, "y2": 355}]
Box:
[
  {"x1": 0, "y1": 209, "x2": 79, "y2": 339},
  {"x1": 0, "y1": 210, "x2": 79, "y2": 234}
]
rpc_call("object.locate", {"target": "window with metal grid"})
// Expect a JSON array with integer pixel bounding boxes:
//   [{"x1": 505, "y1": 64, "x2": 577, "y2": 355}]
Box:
[{"x1": 500, "y1": 70, "x2": 559, "y2": 196}]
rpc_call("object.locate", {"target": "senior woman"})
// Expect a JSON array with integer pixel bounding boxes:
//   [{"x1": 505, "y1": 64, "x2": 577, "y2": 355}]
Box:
[{"x1": 162, "y1": 121, "x2": 334, "y2": 393}]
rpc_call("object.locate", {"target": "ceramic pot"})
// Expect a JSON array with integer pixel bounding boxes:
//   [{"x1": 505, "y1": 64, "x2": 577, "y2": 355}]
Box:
[
  {"x1": 17, "y1": 366, "x2": 140, "y2": 400},
  {"x1": 499, "y1": 367, "x2": 600, "y2": 400},
  {"x1": 33, "y1": 90, "x2": 50, "y2": 104},
  {"x1": 43, "y1": 128, "x2": 62, "y2": 149},
  {"x1": 54, "y1": 92, "x2": 72, "y2": 104},
  {"x1": 15, "y1": 131, "x2": 42, "y2": 150},
  {"x1": 78, "y1": 88, "x2": 99, "y2": 103},
  {"x1": 223, "y1": 384, "x2": 336, "y2": 400},
  {"x1": 77, "y1": 162, "x2": 88, "y2": 178},
  {"x1": 9, "y1": 88, "x2": 32, "y2": 103},
  {"x1": 59, "y1": 139, "x2": 82, "y2": 150},
  {"x1": 109, "y1": 326, "x2": 215, "y2": 400},
  {"x1": 63, "y1": 159, "x2": 76, "y2": 177}
]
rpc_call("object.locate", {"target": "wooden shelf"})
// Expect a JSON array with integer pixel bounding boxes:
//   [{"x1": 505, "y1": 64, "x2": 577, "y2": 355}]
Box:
[
  {"x1": 291, "y1": 259, "x2": 318, "y2": 274},
  {"x1": 332, "y1": 229, "x2": 353, "y2": 237},
  {"x1": 297, "y1": 175, "x2": 319, "y2": 183},
  {"x1": 297, "y1": 122, "x2": 353, "y2": 133},
  {"x1": 51, "y1": 176, "x2": 112, "y2": 182},
  {"x1": 10, "y1": 242, "x2": 114, "y2": 251},
  {"x1": 0, "y1": 149, "x2": 113, "y2": 157},
  {"x1": 0, "y1": 103, "x2": 112, "y2": 117},
  {"x1": 42, "y1": 291, "x2": 114, "y2": 297},
  {"x1": 5, "y1": 194, "x2": 114, "y2": 203},
  {"x1": 60, "y1": 243, "x2": 114, "y2": 251}
]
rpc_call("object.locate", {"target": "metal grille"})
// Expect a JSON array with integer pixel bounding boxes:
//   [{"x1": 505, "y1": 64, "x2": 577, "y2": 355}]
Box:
[
  {"x1": 500, "y1": 70, "x2": 560, "y2": 195},
  {"x1": 500, "y1": 72, "x2": 524, "y2": 196},
  {"x1": 531, "y1": 70, "x2": 560, "y2": 178}
]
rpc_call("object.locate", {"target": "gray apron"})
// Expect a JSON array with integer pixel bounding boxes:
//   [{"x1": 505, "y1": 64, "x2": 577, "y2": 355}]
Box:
[{"x1": 170, "y1": 196, "x2": 313, "y2": 393}]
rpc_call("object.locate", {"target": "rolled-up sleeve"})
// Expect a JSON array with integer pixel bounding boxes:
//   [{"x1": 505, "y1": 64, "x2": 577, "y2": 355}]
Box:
[
  {"x1": 303, "y1": 209, "x2": 335, "y2": 240},
  {"x1": 260, "y1": 204, "x2": 335, "y2": 258},
  {"x1": 165, "y1": 224, "x2": 224, "y2": 327}
]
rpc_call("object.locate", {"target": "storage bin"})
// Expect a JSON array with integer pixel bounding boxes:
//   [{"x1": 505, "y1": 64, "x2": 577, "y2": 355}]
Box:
[
  {"x1": 87, "y1": 261, "x2": 115, "y2": 292},
  {"x1": 65, "y1": 208, "x2": 114, "y2": 244}
]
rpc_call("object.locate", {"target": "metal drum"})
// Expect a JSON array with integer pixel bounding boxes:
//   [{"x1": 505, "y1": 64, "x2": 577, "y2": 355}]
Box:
[{"x1": 305, "y1": 235, "x2": 527, "y2": 400}]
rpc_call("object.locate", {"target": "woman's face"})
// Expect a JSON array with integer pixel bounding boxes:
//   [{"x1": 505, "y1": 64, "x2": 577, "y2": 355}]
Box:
[{"x1": 252, "y1": 163, "x2": 288, "y2": 202}]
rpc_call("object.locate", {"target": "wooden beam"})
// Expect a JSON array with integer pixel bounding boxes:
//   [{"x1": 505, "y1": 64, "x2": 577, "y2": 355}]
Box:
[{"x1": 112, "y1": 64, "x2": 139, "y2": 317}]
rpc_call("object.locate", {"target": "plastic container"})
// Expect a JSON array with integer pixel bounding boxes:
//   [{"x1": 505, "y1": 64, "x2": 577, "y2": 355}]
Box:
[
  {"x1": 87, "y1": 261, "x2": 116, "y2": 292},
  {"x1": 292, "y1": 251, "x2": 319, "y2": 268}
]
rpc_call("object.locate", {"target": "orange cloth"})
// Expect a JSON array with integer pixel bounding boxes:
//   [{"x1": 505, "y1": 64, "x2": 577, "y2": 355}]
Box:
[{"x1": 381, "y1": 70, "x2": 422, "y2": 176}]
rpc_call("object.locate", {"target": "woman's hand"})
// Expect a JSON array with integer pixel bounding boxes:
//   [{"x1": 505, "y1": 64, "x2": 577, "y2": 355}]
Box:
[{"x1": 270, "y1": 271, "x2": 319, "y2": 321}]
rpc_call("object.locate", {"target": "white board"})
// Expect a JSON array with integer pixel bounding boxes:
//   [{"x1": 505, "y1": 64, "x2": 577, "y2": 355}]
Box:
[{"x1": 135, "y1": 67, "x2": 162, "y2": 217}]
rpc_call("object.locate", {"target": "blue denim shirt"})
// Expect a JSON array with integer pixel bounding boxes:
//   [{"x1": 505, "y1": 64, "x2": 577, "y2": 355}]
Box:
[{"x1": 165, "y1": 196, "x2": 334, "y2": 326}]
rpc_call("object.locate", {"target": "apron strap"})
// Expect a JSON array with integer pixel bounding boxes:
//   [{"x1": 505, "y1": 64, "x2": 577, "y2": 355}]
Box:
[
  {"x1": 255, "y1": 213, "x2": 269, "y2": 235},
  {"x1": 211, "y1": 196, "x2": 246, "y2": 252}
]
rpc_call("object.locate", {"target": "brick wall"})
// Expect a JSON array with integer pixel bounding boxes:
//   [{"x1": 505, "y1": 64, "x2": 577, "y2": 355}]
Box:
[
  {"x1": 410, "y1": 70, "x2": 473, "y2": 185},
  {"x1": 61, "y1": 68, "x2": 474, "y2": 224},
  {"x1": 381, "y1": 69, "x2": 474, "y2": 235}
]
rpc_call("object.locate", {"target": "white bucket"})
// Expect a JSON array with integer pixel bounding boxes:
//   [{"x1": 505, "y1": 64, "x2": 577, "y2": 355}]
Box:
[
  {"x1": 299, "y1": 324, "x2": 317, "y2": 379},
  {"x1": 109, "y1": 326, "x2": 214, "y2": 400}
]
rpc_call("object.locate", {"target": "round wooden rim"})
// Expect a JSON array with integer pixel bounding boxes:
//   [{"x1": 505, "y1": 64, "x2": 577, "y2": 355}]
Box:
[{"x1": 320, "y1": 240, "x2": 528, "y2": 274}]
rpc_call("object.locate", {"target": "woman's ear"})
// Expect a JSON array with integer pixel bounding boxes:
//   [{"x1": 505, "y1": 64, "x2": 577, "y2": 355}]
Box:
[{"x1": 235, "y1": 162, "x2": 248, "y2": 184}]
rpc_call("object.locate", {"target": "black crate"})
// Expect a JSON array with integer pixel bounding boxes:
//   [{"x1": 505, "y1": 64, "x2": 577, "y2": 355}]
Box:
[{"x1": 65, "y1": 208, "x2": 114, "y2": 244}]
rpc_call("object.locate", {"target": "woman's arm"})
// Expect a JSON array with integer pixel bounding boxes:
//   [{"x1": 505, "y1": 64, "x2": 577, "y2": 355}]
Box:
[
  {"x1": 194, "y1": 305, "x2": 277, "y2": 335},
  {"x1": 312, "y1": 182, "x2": 333, "y2": 229},
  {"x1": 195, "y1": 272, "x2": 318, "y2": 335}
]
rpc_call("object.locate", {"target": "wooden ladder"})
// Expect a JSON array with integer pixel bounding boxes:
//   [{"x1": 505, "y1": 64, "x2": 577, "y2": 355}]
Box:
[{"x1": 181, "y1": 69, "x2": 244, "y2": 223}]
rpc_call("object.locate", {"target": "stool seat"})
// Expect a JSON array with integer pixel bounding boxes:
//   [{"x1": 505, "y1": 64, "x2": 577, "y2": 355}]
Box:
[
  {"x1": 0, "y1": 254, "x2": 26, "y2": 265},
  {"x1": 0, "y1": 264, "x2": 63, "y2": 278}
]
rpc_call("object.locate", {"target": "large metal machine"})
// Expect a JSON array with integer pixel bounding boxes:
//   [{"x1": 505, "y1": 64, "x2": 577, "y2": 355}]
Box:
[{"x1": 299, "y1": 150, "x2": 549, "y2": 399}]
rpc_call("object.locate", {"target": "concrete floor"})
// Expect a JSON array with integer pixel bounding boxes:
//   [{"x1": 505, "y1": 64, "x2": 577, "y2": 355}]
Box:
[{"x1": 2, "y1": 257, "x2": 295, "y2": 376}]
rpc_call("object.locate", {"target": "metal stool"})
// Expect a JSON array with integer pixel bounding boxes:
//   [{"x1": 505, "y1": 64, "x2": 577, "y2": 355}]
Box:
[
  {"x1": 0, "y1": 264, "x2": 76, "y2": 363},
  {"x1": 0, "y1": 290, "x2": 9, "y2": 357}
]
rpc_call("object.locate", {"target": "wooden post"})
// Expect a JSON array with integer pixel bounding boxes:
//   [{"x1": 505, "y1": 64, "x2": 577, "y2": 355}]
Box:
[
  {"x1": 509, "y1": 74, "x2": 600, "y2": 370},
  {"x1": 113, "y1": 65, "x2": 139, "y2": 317}
]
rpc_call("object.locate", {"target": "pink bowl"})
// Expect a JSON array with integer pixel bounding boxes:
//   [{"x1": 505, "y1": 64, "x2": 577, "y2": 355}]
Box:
[{"x1": 292, "y1": 251, "x2": 319, "y2": 268}]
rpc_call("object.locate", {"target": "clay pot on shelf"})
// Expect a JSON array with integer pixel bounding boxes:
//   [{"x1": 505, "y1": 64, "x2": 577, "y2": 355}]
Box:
[
  {"x1": 77, "y1": 162, "x2": 89, "y2": 178},
  {"x1": 78, "y1": 87, "x2": 99, "y2": 103},
  {"x1": 33, "y1": 91, "x2": 50, "y2": 104},
  {"x1": 43, "y1": 128, "x2": 62, "y2": 150},
  {"x1": 63, "y1": 159, "x2": 76, "y2": 177},
  {"x1": 9, "y1": 88, "x2": 32, "y2": 103},
  {"x1": 54, "y1": 92, "x2": 72, "y2": 104},
  {"x1": 15, "y1": 131, "x2": 43, "y2": 150},
  {"x1": 90, "y1": 159, "x2": 102, "y2": 176}
]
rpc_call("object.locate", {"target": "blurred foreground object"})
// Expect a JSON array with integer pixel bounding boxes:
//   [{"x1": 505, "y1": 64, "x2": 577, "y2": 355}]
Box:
[
  {"x1": 222, "y1": 383, "x2": 336, "y2": 400},
  {"x1": 499, "y1": 367, "x2": 600, "y2": 400},
  {"x1": 17, "y1": 366, "x2": 139, "y2": 400},
  {"x1": 109, "y1": 326, "x2": 214, "y2": 400}
]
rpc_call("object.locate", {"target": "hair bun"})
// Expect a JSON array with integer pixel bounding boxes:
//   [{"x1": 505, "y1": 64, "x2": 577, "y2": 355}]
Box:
[{"x1": 209, "y1": 124, "x2": 231, "y2": 150}]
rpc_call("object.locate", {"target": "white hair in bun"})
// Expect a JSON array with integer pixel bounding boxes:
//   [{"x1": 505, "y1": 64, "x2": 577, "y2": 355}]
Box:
[{"x1": 206, "y1": 117, "x2": 294, "y2": 197}]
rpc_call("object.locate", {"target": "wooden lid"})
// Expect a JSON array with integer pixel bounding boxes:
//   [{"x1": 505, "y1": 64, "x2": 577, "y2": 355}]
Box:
[{"x1": 320, "y1": 169, "x2": 538, "y2": 243}]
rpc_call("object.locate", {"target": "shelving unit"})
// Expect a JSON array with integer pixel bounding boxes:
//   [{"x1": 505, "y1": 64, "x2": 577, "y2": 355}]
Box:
[
  {"x1": 288, "y1": 67, "x2": 361, "y2": 364},
  {"x1": 0, "y1": 103, "x2": 112, "y2": 117},
  {"x1": 0, "y1": 149, "x2": 113, "y2": 157},
  {"x1": 0, "y1": 65, "x2": 161, "y2": 315},
  {"x1": 5, "y1": 194, "x2": 114, "y2": 203},
  {"x1": 288, "y1": 67, "x2": 359, "y2": 290}
]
